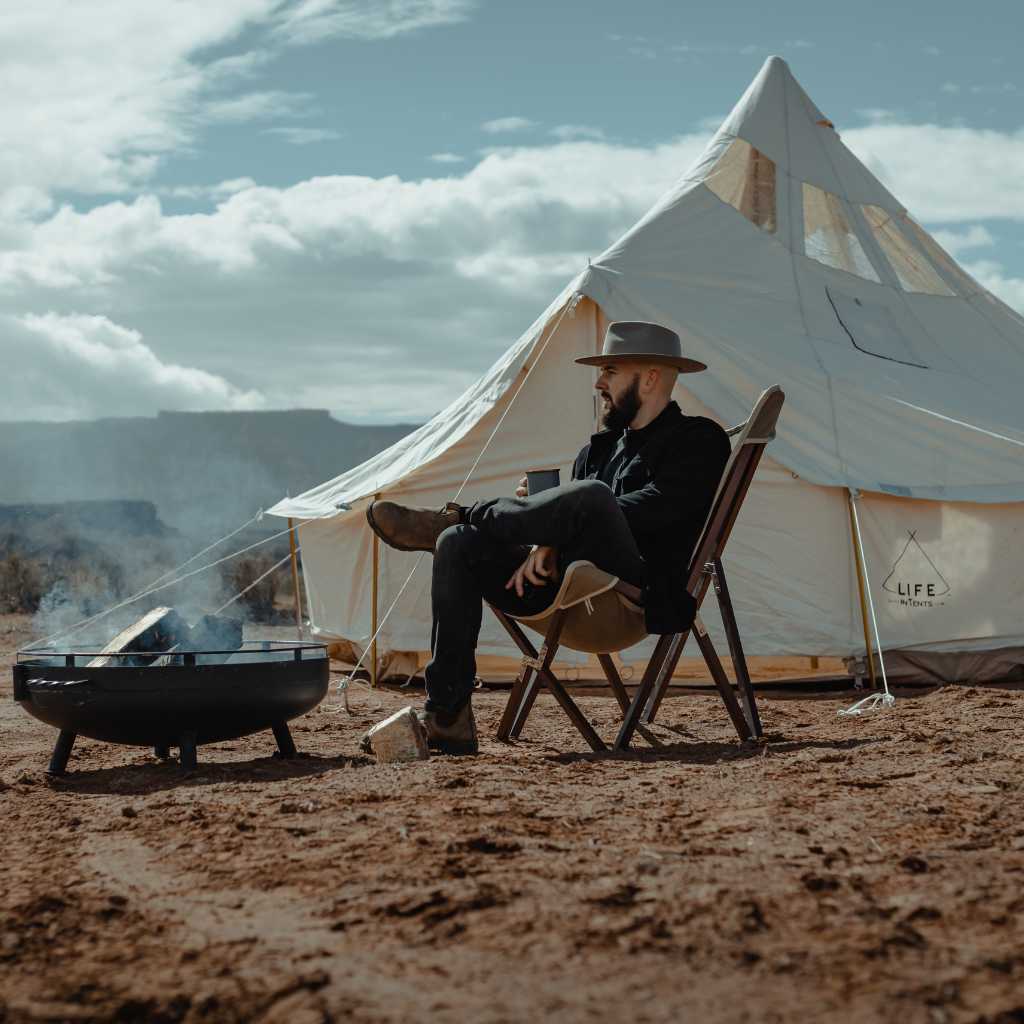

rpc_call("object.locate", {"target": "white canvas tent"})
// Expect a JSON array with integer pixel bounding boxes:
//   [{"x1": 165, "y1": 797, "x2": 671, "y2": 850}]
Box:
[{"x1": 270, "y1": 57, "x2": 1024, "y2": 685}]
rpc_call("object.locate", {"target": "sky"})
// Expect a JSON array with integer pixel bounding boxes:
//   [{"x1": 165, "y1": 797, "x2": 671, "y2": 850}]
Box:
[{"x1": 4, "y1": 0, "x2": 1024, "y2": 424}]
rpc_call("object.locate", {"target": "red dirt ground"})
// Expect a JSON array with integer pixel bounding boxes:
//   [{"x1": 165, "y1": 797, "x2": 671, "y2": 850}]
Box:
[{"x1": 2, "y1": 612, "x2": 1023, "y2": 1024}]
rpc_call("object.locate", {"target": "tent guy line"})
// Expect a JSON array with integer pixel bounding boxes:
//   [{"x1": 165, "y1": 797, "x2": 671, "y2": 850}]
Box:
[
  {"x1": 330, "y1": 293, "x2": 581, "y2": 701},
  {"x1": 10, "y1": 515, "x2": 332, "y2": 657}
]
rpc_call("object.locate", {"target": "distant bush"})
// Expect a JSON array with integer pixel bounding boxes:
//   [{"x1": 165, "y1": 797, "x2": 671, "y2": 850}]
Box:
[
  {"x1": 0, "y1": 555, "x2": 44, "y2": 613},
  {"x1": 225, "y1": 555, "x2": 280, "y2": 623}
]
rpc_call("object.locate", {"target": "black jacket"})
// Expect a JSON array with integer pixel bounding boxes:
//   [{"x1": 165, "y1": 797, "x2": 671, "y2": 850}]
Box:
[{"x1": 571, "y1": 401, "x2": 731, "y2": 634}]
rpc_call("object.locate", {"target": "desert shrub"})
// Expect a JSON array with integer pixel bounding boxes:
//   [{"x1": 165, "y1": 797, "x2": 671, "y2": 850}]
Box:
[
  {"x1": 225, "y1": 555, "x2": 280, "y2": 623},
  {"x1": 0, "y1": 555, "x2": 45, "y2": 613}
]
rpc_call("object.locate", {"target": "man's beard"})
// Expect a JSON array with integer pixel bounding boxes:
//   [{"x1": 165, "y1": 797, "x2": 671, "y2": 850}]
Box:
[{"x1": 601, "y1": 374, "x2": 642, "y2": 431}]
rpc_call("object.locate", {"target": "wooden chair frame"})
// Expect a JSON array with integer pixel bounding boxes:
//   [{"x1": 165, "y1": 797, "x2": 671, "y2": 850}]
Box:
[{"x1": 490, "y1": 386, "x2": 786, "y2": 752}]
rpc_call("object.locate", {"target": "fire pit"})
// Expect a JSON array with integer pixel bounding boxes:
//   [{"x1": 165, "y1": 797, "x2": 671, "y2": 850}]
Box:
[{"x1": 12, "y1": 640, "x2": 330, "y2": 774}]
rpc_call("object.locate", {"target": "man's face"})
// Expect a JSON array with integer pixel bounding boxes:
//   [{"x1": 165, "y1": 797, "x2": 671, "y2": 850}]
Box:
[{"x1": 595, "y1": 363, "x2": 642, "y2": 430}]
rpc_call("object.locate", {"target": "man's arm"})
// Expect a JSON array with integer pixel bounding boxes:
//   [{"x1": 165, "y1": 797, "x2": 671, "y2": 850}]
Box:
[
  {"x1": 571, "y1": 445, "x2": 589, "y2": 482},
  {"x1": 616, "y1": 424, "x2": 730, "y2": 534}
]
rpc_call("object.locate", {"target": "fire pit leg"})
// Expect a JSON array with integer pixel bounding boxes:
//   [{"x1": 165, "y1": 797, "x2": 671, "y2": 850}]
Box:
[
  {"x1": 272, "y1": 722, "x2": 297, "y2": 758},
  {"x1": 179, "y1": 732, "x2": 198, "y2": 773},
  {"x1": 47, "y1": 730, "x2": 77, "y2": 775},
  {"x1": 154, "y1": 744, "x2": 171, "y2": 760}
]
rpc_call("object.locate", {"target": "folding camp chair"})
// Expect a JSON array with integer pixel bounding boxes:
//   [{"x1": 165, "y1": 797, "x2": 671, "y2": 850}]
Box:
[{"x1": 490, "y1": 385, "x2": 785, "y2": 752}]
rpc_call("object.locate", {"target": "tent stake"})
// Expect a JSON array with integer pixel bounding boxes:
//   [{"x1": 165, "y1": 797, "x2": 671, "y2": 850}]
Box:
[
  {"x1": 847, "y1": 489, "x2": 878, "y2": 690},
  {"x1": 370, "y1": 495, "x2": 380, "y2": 688},
  {"x1": 288, "y1": 518, "x2": 303, "y2": 640}
]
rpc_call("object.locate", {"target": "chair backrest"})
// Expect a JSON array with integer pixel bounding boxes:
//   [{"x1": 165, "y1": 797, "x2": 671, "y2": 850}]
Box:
[{"x1": 684, "y1": 386, "x2": 786, "y2": 600}]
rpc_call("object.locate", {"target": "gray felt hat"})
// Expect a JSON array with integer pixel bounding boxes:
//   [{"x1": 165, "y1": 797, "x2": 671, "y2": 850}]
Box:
[{"x1": 575, "y1": 321, "x2": 707, "y2": 373}]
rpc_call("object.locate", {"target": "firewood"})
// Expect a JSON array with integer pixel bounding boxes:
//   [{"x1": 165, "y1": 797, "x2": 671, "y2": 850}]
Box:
[{"x1": 87, "y1": 607, "x2": 191, "y2": 668}]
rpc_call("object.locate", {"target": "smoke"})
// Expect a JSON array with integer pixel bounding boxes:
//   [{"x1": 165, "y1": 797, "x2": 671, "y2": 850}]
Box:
[{"x1": 0, "y1": 409, "x2": 401, "y2": 649}]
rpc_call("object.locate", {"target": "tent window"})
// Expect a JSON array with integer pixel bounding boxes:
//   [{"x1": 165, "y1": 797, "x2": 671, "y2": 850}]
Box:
[
  {"x1": 861, "y1": 205, "x2": 954, "y2": 296},
  {"x1": 705, "y1": 138, "x2": 777, "y2": 233},
  {"x1": 904, "y1": 217, "x2": 980, "y2": 297},
  {"x1": 803, "y1": 183, "x2": 880, "y2": 282}
]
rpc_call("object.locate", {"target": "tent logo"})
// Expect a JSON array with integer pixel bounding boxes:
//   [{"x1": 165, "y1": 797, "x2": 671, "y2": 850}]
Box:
[{"x1": 881, "y1": 531, "x2": 950, "y2": 609}]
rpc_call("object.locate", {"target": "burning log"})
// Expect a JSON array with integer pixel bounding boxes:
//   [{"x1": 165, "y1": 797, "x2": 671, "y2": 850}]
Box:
[
  {"x1": 87, "y1": 607, "x2": 190, "y2": 668},
  {"x1": 188, "y1": 614, "x2": 243, "y2": 652},
  {"x1": 152, "y1": 614, "x2": 244, "y2": 667}
]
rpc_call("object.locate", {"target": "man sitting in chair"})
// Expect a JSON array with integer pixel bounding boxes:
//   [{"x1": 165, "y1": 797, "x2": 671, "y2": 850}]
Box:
[{"x1": 365, "y1": 321, "x2": 730, "y2": 755}]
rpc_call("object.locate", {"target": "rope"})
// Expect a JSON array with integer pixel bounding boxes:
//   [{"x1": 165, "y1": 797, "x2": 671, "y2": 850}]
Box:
[
  {"x1": 838, "y1": 490, "x2": 895, "y2": 718},
  {"x1": 146, "y1": 511, "x2": 264, "y2": 591},
  {"x1": 208, "y1": 550, "x2": 296, "y2": 617},
  {"x1": 331, "y1": 291, "x2": 580, "y2": 703},
  {"x1": 17, "y1": 516, "x2": 325, "y2": 654}
]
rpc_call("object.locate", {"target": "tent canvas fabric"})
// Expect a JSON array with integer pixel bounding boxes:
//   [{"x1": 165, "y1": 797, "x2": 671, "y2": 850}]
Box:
[{"x1": 269, "y1": 57, "x2": 1024, "y2": 685}]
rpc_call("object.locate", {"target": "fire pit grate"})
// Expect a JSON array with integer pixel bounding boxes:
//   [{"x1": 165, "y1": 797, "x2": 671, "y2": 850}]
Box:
[{"x1": 13, "y1": 640, "x2": 330, "y2": 774}]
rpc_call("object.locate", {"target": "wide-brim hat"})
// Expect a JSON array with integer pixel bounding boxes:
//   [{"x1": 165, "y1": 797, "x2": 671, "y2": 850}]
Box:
[{"x1": 575, "y1": 321, "x2": 707, "y2": 374}]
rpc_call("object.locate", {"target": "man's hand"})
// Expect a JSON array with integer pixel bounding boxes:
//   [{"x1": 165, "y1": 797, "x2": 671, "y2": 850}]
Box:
[
  {"x1": 515, "y1": 475, "x2": 529, "y2": 498},
  {"x1": 506, "y1": 545, "x2": 559, "y2": 597}
]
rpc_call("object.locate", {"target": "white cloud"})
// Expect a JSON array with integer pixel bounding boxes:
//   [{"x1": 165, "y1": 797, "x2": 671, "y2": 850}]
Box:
[
  {"x1": 163, "y1": 178, "x2": 259, "y2": 201},
  {"x1": 263, "y1": 126, "x2": 341, "y2": 145},
  {"x1": 429, "y1": 152, "x2": 465, "y2": 163},
  {"x1": 0, "y1": 1, "x2": 278, "y2": 199},
  {"x1": 549, "y1": 124, "x2": 607, "y2": 142},
  {"x1": 962, "y1": 260, "x2": 1024, "y2": 313},
  {"x1": 940, "y1": 82, "x2": 961, "y2": 95},
  {"x1": 923, "y1": 45, "x2": 942, "y2": 56},
  {"x1": 5, "y1": 313, "x2": 264, "y2": 421},
  {"x1": 695, "y1": 114, "x2": 728, "y2": 132},
  {"x1": 844, "y1": 122, "x2": 1024, "y2": 222},
  {"x1": 275, "y1": 0, "x2": 476, "y2": 44},
  {"x1": 203, "y1": 90, "x2": 314, "y2": 123},
  {"x1": 481, "y1": 116, "x2": 538, "y2": 134},
  {"x1": 970, "y1": 82, "x2": 1017, "y2": 95},
  {"x1": 932, "y1": 225, "x2": 996, "y2": 255},
  {"x1": 0, "y1": 136, "x2": 708, "y2": 418},
  {"x1": 0, "y1": 0, "x2": 473, "y2": 207},
  {"x1": 856, "y1": 108, "x2": 898, "y2": 123}
]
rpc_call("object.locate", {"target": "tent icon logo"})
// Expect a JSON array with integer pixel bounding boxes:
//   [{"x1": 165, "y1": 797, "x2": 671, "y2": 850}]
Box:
[{"x1": 881, "y1": 531, "x2": 950, "y2": 608}]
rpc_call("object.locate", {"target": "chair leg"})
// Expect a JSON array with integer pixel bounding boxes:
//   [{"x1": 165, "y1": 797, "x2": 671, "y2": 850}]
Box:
[
  {"x1": 614, "y1": 635, "x2": 675, "y2": 750},
  {"x1": 642, "y1": 632, "x2": 689, "y2": 725},
  {"x1": 492, "y1": 610, "x2": 544, "y2": 740},
  {"x1": 537, "y1": 663, "x2": 606, "y2": 751},
  {"x1": 712, "y1": 558, "x2": 762, "y2": 738},
  {"x1": 692, "y1": 619, "x2": 752, "y2": 741},
  {"x1": 597, "y1": 654, "x2": 630, "y2": 714},
  {"x1": 492, "y1": 607, "x2": 605, "y2": 752},
  {"x1": 498, "y1": 661, "x2": 538, "y2": 740}
]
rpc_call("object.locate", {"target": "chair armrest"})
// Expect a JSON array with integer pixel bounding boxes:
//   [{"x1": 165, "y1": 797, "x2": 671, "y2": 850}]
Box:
[{"x1": 613, "y1": 579, "x2": 643, "y2": 604}]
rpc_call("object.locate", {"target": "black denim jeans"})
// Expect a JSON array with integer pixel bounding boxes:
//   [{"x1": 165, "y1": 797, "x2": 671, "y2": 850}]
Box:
[{"x1": 423, "y1": 479, "x2": 646, "y2": 714}]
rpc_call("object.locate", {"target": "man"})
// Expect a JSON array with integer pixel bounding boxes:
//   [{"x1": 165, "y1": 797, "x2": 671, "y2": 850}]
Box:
[{"x1": 365, "y1": 321, "x2": 731, "y2": 755}]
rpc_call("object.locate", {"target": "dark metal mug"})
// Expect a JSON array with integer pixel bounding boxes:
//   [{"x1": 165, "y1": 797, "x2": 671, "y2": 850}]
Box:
[{"x1": 526, "y1": 468, "x2": 561, "y2": 495}]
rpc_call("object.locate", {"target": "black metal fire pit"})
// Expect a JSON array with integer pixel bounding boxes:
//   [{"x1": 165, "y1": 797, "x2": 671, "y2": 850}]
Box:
[{"x1": 12, "y1": 641, "x2": 330, "y2": 774}]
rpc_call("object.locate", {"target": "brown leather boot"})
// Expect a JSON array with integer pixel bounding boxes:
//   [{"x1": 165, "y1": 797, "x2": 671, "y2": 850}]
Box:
[
  {"x1": 417, "y1": 703, "x2": 479, "y2": 756},
  {"x1": 365, "y1": 500, "x2": 462, "y2": 552}
]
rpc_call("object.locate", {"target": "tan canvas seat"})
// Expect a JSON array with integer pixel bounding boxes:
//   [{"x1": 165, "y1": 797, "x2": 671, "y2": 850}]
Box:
[
  {"x1": 510, "y1": 560, "x2": 647, "y2": 654},
  {"x1": 490, "y1": 385, "x2": 786, "y2": 752}
]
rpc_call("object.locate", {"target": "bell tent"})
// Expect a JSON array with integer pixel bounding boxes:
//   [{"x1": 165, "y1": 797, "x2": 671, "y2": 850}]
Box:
[{"x1": 269, "y1": 56, "x2": 1024, "y2": 686}]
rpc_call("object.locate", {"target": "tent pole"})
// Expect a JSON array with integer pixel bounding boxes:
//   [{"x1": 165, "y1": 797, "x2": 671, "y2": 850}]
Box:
[
  {"x1": 370, "y1": 495, "x2": 380, "y2": 688},
  {"x1": 847, "y1": 489, "x2": 878, "y2": 690},
  {"x1": 288, "y1": 518, "x2": 303, "y2": 640}
]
